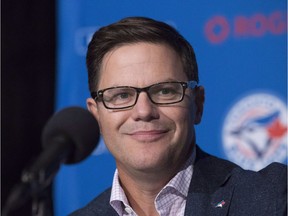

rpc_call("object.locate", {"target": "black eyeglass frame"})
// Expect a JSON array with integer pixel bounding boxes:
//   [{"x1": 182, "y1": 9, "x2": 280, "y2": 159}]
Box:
[{"x1": 91, "y1": 81, "x2": 198, "y2": 110}]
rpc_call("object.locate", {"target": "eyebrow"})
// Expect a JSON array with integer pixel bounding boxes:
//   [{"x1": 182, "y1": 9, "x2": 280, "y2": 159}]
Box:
[{"x1": 99, "y1": 78, "x2": 184, "y2": 89}]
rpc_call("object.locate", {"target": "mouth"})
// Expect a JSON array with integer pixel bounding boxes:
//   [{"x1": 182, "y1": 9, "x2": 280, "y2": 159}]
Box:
[{"x1": 127, "y1": 129, "x2": 169, "y2": 142}]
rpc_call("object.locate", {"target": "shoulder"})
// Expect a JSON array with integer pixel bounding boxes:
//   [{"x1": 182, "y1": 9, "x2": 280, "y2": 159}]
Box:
[
  {"x1": 194, "y1": 145, "x2": 287, "y2": 198},
  {"x1": 233, "y1": 162, "x2": 287, "y2": 196},
  {"x1": 258, "y1": 162, "x2": 287, "y2": 182},
  {"x1": 229, "y1": 162, "x2": 287, "y2": 215},
  {"x1": 191, "y1": 146, "x2": 287, "y2": 214},
  {"x1": 195, "y1": 145, "x2": 287, "y2": 186},
  {"x1": 69, "y1": 188, "x2": 117, "y2": 216}
]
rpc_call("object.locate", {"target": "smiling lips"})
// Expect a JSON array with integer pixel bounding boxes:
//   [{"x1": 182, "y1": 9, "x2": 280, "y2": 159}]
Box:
[{"x1": 127, "y1": 129, "x2": 169, "y2": 142}]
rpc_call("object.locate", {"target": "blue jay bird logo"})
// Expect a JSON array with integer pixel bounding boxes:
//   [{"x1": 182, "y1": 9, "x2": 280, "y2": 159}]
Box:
[
  {"x1": 222, "y1": 93, "x2": 287, "y2": 170},
  {"x1": 231, "y1": 111, "x2": 287, "y2": 159}
]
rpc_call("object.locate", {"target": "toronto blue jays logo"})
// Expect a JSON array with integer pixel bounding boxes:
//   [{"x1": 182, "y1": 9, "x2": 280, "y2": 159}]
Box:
[{"x1": 222, "y1": 93, "x2": 287, "y2": 170}]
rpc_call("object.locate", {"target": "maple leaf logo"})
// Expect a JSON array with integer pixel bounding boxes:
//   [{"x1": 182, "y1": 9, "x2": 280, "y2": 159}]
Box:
[{"x1": 267, "y1": 119, "x2": 287, "y2": 139}]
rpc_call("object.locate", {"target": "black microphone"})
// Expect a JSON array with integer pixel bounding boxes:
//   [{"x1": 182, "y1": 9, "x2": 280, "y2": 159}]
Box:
[
  {"x1": 34, "y1": 106, "x2": 99, "y2": 169},
  {"x1": 3, "y1": 106, "x2": 100, "y2": 215},
  {"x1": 24, "y1": 106, "x2": 100, "y2": 179}
]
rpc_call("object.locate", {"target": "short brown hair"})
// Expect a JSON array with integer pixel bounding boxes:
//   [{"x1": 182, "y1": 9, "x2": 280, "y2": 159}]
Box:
[{"x1": 86, "y1": 17, "x2": 199, "y2": 92}]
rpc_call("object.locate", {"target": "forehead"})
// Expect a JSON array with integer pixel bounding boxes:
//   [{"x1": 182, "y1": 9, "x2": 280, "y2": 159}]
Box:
[{"x1": 98, "y1": 42, "x2": 186, "y2": 88}]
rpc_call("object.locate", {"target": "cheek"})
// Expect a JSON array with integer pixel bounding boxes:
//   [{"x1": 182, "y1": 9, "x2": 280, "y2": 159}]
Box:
[
  {"x1": 171, "y1": 98, "x2": 196, "y2": 126},
  {"x1": 175, "y1": 110, "x2": 194, "y2": 138},
  {"x1": 97, "y1": 110, "x2": 127, "y2": 146},
  {"x1": 167, "y1": 103, "x2": 196, "y2": 144},
  {"x1": 98, "y1": 108, "x2": 124, "y2": 126}
]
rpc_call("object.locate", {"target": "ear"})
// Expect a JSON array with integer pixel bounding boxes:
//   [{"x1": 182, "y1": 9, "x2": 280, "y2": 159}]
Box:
[
  {"x1": 194, "y1": 86, "x2": 205, "y2": 125},
  {"x1": 86, "y1": 98, "x2": 100, "y2": 122}
]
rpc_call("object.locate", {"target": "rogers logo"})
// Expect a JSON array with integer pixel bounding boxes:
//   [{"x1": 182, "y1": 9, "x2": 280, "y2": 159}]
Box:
[{"x1": 204, "y1": 11, "x2": 287, "y2": 44}]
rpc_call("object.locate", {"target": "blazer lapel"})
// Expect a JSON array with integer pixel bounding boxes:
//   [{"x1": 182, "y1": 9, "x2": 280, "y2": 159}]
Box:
[{"x1": 184, "y1": 146, "x2": 238, "y2": 216}]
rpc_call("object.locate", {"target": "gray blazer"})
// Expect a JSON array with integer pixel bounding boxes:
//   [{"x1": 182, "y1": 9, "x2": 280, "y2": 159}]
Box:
[{"x1": 70, "y1": 146, "x2": 287, "y2": 215}]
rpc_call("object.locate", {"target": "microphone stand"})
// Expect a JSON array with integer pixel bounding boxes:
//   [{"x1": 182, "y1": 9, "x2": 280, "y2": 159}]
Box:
[
  {"x1": 2, "y1": 151, "x2": 63, "y2": 216},
  {"x1": 3, "y1": 107, "x2": 99, "y2": 215},
  {"x1": 24, "y1": 168, "x2": 55, "y2": 216},
  {"x1": 3, "y1": 136, "x2": 71, "y2": 216}
]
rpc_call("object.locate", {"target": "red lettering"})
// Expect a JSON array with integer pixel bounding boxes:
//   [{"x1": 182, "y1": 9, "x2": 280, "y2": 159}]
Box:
[
  {"x1": 268, "y1": 11, "x2": 287, "y2": 35},
  {"x1": 234, "y1": 16, "x2": 249, "y2": 36},
  {"x1": 249, "y1": 14, "x2": 267, "y2": 37},
  {"x1": 205, "y1": 11, "x2": 286, "y2": 44},
  {"x1": 204, "y1": 16, "x2": 230, "y2": 44}
]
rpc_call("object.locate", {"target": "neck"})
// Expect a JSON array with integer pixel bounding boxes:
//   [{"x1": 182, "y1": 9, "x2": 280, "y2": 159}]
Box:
[
  {"x1": 116, "y1": 156, "x2": 187, "y2": 216},
  {"x1": 116, "y1": 142, "x2": 195, "y2": 216},
  {"x1": 118, "y1": 167, "x2": 170, "y2": 216},
  {"x1": 119, "y1": 164, "x2": 173, "y2": 191}
]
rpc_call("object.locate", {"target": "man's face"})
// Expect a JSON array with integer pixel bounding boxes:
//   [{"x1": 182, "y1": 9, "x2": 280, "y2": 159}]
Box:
[{"x1": 87, "y1": 42, "x2": 203, "y2": 175}]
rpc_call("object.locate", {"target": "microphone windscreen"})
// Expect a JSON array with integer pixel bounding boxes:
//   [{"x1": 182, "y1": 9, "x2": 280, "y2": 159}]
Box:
[{"x1": 41, "y1": 107, "x2": 100, "y2": 164}]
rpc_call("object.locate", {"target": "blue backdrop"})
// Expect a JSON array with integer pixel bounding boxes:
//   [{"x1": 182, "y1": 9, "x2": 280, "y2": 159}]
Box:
[{"x1": 55, "y1": 1, "x2": 287, "y2": 215}]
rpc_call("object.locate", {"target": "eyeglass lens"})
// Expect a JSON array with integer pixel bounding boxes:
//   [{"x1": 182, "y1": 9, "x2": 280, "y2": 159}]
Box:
[{"x1": 102, "y1": 82, "x2": 185, "y2": 109}]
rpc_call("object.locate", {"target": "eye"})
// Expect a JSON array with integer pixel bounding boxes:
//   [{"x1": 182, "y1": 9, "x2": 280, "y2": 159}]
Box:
[
  {"x1": 114, "y1": 92, "x2": 131, "y2": 99},
  {"x1": 149, "y1": 83, "x2": 183, "y2": 103},
  {"x1": 158, "y1": 88, "x2": 176, "y2": 95},
  {"x1": 152, "y1": 84, "x2": 180, "y2": 98},
  {"x1": 104, "y1": 88, "x2": 136, "y2": 105}
]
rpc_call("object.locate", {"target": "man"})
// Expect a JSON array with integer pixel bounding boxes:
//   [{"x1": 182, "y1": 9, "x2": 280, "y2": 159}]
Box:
[{"x1": 71, "y1": 17, "x2": 287, "y2": 216}]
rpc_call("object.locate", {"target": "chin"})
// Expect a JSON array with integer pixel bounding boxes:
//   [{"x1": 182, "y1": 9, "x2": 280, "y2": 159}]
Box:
[{"x1": 131, "y1": 153, "x2": 174, "y2": 172}]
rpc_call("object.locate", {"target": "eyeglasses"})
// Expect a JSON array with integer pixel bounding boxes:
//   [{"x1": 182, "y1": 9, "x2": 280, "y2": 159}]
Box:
[{"x1": 91, "y1": 81, "x2": 198, "y2": 110}]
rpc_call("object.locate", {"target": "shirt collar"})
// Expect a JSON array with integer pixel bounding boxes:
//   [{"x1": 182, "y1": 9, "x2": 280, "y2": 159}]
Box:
[
  {"x1": 163, "y1": 148, "x2": 195, "y2": 197},
  {"x1": 110, "y1": 170, "x2": 130, "y2": 216},
  {"x1": 110, "y1": 146, "x2": 196, "y2": 215}
]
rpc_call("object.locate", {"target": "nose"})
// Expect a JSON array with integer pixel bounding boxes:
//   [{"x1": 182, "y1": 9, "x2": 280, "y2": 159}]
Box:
[{"x1": 131, "y1": 92, "x2": 159, "y2": 121}]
